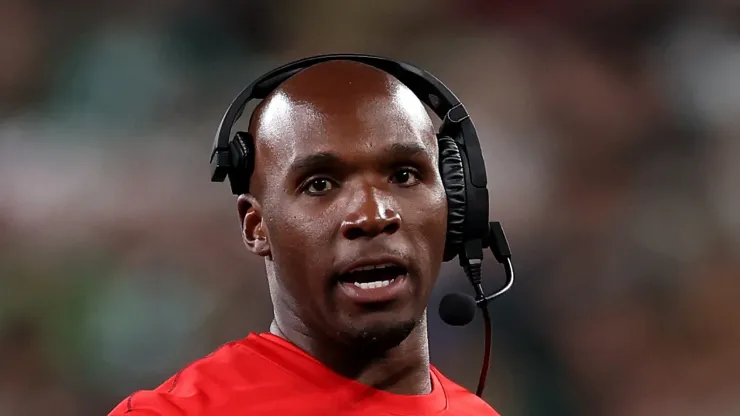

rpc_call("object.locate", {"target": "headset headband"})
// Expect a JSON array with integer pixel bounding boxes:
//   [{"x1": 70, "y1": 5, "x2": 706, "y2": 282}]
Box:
[{"x1": 209, "y1": 54, "x2": 487, "y2": 191}]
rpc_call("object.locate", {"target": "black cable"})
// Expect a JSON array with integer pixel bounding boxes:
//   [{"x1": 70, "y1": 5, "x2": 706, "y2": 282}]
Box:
[
  {"x1": 464, "y1": 256, "x2": 514, "y2": 398},
  {"x1": 476, "y1": 303, "x2": 492, "y2": 397}
]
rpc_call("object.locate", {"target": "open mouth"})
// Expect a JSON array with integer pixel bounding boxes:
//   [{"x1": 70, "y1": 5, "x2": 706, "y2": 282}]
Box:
[{"x1": 337, "y1": 264, "x2": 409, "y2": 290}]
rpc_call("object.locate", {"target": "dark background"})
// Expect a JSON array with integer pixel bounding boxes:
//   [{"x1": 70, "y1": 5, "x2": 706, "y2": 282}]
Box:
[{"x1": 1, "y1": 1, "x2": 739, "y2": 415}]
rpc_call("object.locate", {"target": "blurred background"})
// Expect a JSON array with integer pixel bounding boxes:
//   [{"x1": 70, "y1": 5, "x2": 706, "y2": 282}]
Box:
[{"x1": 1, "y1": 0, "x2": 739, "y2": 414}]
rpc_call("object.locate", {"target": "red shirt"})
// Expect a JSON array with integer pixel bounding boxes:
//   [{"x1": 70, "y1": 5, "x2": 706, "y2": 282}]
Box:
[{"x1": 109, "y1": 333, "x2": 499, "y2": 415}]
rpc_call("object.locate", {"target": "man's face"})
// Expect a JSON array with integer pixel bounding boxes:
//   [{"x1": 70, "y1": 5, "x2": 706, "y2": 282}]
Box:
[{"x1": 243, "y1": 68, "x2": 447, "y2": 350}]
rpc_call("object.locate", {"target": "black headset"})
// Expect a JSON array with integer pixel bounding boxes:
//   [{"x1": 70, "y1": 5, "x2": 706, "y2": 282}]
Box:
[{"x1": 209, "y1": 54, "x2": 514, "y2": 397}]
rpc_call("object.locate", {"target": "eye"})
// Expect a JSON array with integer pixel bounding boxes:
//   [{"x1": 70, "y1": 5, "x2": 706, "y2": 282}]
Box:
[
  {"x1": 303, "y1": 178, "x2": 336, "y2": 195},
  {"x1": 390, "y1": 168, "x2": 421, "y2": 186}
]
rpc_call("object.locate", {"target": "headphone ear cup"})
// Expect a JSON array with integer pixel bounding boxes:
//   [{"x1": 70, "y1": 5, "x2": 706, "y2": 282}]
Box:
[
  {"x1": 438, "y1": 135, "x2": 466, "y2": 262},
  {"x1": 227, "y1": 131, "x2": 254, "y2": 195}
]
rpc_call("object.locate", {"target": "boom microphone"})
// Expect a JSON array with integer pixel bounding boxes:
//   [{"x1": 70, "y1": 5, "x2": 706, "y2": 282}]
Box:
[
  {"x1": 439, "y1": 293, "x2": 476, "y2": 326},
  {"x1": 438, "y1": 222, "x2": 515, "y2": 397}
]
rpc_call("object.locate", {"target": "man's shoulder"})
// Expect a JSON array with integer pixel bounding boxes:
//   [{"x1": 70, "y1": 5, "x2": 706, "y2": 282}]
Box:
[
  {"x1": 108, "y1": 336, "x2": 289, "y2": 415},
  {"x1": 432, "y1": 367, "x2": 502, "y2": 416}
]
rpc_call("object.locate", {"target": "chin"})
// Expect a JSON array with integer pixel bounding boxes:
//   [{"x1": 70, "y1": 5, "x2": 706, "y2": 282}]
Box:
[{"x1": 339, "y1": 314, "x2": 420, "y2": 354}]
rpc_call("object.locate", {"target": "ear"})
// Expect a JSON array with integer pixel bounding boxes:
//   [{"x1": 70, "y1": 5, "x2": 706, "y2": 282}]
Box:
[{"x1": 237, "y1": 194, "x2": 271, "y2": 258}]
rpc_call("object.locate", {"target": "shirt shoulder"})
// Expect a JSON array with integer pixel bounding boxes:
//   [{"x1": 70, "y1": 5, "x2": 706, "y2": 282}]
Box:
[
  {"x1": 432, "y1": 367, "x2": 501, "y2": 416},
  {"x1": 109, "y1": 336, "x2": 306, "y2": 416}
]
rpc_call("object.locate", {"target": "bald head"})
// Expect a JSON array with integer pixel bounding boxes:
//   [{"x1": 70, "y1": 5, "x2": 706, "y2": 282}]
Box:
[{"x1": 249, "y1": 60, "x2": 433, "y2": 138}]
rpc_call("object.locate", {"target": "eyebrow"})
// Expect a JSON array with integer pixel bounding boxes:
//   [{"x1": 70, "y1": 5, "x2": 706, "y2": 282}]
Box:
[
  {"x1": 385, "y1": 142, "x2": 427, "y2": 160},
  {"x1": 288, "y1": 152, "x2": 342, "y2": 177},
  {"x1": 287, "y1": 142, "x2": 430, "y2": 177}
]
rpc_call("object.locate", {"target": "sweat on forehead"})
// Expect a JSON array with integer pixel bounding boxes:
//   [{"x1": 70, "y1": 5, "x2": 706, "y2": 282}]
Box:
[{"x1": 247, "y1": 60, "x2": 436, "y2": 154}]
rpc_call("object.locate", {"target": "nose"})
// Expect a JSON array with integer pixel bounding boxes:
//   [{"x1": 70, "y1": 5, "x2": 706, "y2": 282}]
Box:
[{"x1": 340, "y1": 185, "x2": 402, "y2": 240}]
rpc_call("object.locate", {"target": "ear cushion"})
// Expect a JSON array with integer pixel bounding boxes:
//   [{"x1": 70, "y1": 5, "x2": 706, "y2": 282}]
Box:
[
  {"x1": 438, "y1": 135, "x2": 466, "y2": 261},
  {"x1": 227, "y1": 131, "x2": 254, "y2": 195}
]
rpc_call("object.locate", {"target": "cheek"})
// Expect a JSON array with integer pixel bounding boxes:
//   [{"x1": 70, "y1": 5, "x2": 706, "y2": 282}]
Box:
[
  {"x1": 429, "y1": 197, "x2": 449, "y2": 258},
  {"x1": 265, "y1": 209, "x2": 333, "y2": 292},
  {"x1": 410, "y1": 187, "x2": 448, "y2": 258},
  {"x1": 427, "y1": 185, "x2": 448, "y2": 233}
]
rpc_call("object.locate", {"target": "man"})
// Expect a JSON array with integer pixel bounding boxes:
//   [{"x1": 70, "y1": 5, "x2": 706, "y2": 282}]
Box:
[{"x1": 110, "y1": 60, "x2": 500, "y2": 415}]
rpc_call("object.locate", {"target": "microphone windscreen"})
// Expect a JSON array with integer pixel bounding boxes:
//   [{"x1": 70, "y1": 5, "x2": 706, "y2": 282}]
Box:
[{"x1": 439, "y1": 293, "x2": 476, "y2": 326}]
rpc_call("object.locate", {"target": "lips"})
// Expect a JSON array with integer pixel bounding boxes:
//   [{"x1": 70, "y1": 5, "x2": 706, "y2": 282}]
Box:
[
  {"x1": 337, "y1": 255, "x2": 405, "y2": 272},
  {"x1": 338, "y1": 263, "x2": 408, "y2": 287},
  {"x1": 333, "y1": 258, "x2": 411, "y2": 304}
]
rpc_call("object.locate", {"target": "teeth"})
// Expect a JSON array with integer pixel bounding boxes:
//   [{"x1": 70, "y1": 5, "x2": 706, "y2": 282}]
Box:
[{"x1": 352, "y1": 279, "x2": 394, "y2": 289}]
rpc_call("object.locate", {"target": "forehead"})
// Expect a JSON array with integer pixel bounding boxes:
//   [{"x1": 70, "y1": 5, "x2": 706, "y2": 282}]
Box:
[{"x1": 252, "y1": 84, "x2": 437, "y2": 170}]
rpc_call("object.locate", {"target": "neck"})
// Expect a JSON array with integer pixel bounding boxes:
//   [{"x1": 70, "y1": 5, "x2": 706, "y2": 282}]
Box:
[{"x1": 269, "y1": 315, "x2": 432, "y2": 395}]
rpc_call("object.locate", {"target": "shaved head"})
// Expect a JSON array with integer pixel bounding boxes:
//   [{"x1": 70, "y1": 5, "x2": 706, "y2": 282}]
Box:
[{"x1": 250, "y1": 60, "x2": 434, "y2": 142}]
